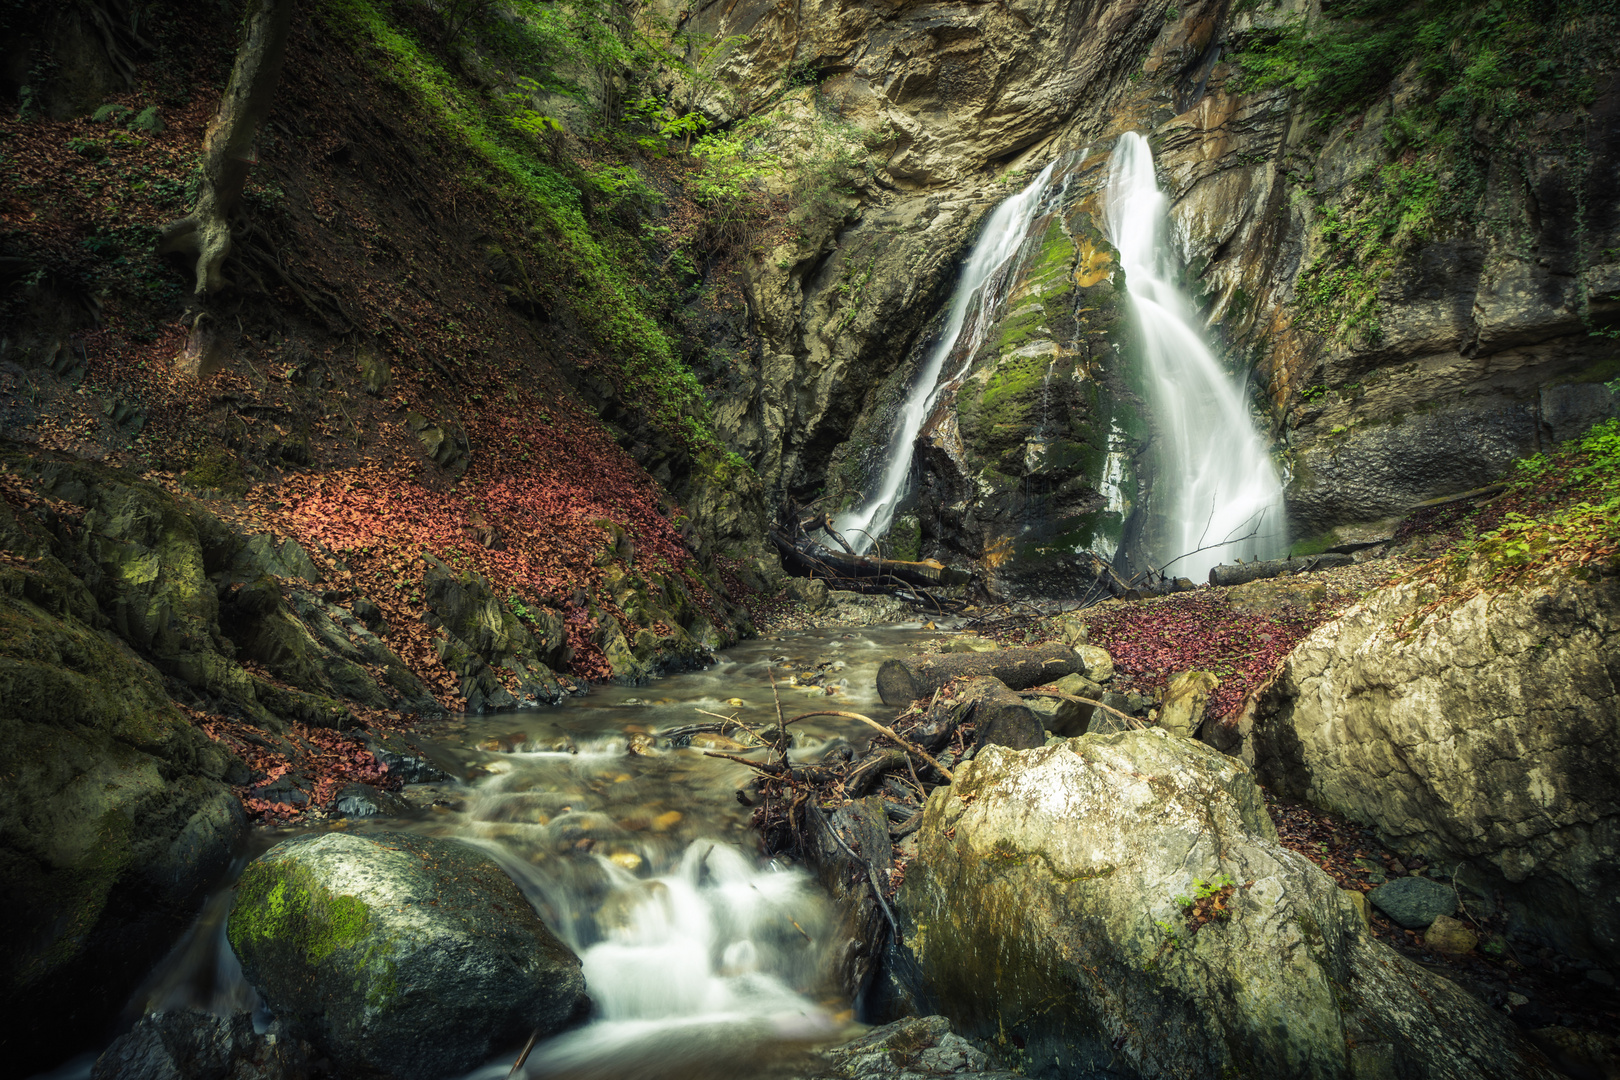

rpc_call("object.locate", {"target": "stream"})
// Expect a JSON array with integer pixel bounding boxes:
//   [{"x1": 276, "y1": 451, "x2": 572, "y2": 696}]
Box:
[{"x1": 62, "y1": 624, "x2": 944, "y2": 1080}]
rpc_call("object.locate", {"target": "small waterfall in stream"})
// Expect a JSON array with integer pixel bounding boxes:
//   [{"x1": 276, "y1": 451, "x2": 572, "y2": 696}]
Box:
[
  {"x1": 836, "y1": 161, "x2": 1060, "y2": 553},
  {"x1": 1105, "y1": 132, "x2": 1285, "y2": 579}
]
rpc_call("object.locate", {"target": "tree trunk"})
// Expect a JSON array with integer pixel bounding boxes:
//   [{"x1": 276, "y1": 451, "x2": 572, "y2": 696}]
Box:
[
  {"x1": 876, "y1": 643, "x2": 1081, "y2": 707},
  {"x1": 159, "y1": 0, "x2": 295, "y2": 299}
]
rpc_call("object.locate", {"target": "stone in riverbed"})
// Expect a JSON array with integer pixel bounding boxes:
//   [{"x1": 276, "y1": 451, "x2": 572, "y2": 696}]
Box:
[
  {"x1": 895, "y1": 729, "x2": 1557, "y2": 1078},
  {"x1": 1157, "y1": 670, "x2": 1219, "y2": 738},
  {"x1": 1074, "y1": 644, "x2": 1113, "y2": 682},
  {"x1": 92, "y1": 1009, "x2": 310, "y2": 1080},
  {"x1": 1368, "y1": 874, "x2": 1457, "y2": 929},
  {"x1": 802, "y1": 1015, "x2": 1022, "y2": 1079},
  {"x1": 1425, "y1": 915, "x2": 1479, "y2": 955},
  {"x1": 228, "y1": 831, "x2": 584, "y2": 1080}
]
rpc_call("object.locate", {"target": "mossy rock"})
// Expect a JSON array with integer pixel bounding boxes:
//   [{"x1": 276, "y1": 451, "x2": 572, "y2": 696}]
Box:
[
  {"x1": 0, "y1": 558, "x2": 244, "y2": 1074},
  {"x1": 228, "y1": 832, "x2": 584, "y2": 1080}
]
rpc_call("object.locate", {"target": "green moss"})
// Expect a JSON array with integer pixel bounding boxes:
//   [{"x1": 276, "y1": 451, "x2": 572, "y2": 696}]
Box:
[
  {"x1": 322, "y1": 0, "x2": 724, "y2": 453},
  {"x1": 1288, "y1": 532, "x2": 1338, "y2": 557},
  {"x1": 229, "y1": 858, "x2": 373, "y2": 964},
  {"x1": 887, "y1": 515, "x2": 922, "y2": 561}
]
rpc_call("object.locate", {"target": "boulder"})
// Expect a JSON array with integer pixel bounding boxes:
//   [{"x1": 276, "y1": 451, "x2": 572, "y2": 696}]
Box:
[
  {"x1": 1157, "y1": 670, "x2": 1218, "y2": 738},
  {"x1": 91, "y1": 1010, "x2": 310, "y2": 1080},
  {"x1": 1367, "y1": 875, "x2": 1457, "y2": 930},
  {"x1": 1245, "y1": 571, "x2": 1620, "y2": 965},
  {"x1": 1425, "y1": 915, "x2": 1480, "y2": 956},
  {"x1": 801, "y1": 1015, "x2": 1021, "y2": 1079},
  {"x1": 786, "y1": 576, "x2": 831, "y2": 611},
  {"x1": 0, "y1": 513, "x2": 246, "y2": 1076},
  {"x1": 228, "y1": 831, "x2": 585, "y2": 1080},
  {"x1": 1073, "y1": 644, "x2": 1113, "y2": 683},
  {"x1": 895, "y1": 729, "x2": 1557, "y2": 1079},
  {"x1": 329, "y1": 783, "x2": 413, "y2": 818}
]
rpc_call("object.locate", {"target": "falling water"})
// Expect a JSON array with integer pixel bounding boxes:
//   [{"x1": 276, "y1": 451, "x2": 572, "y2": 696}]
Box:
[
  {"x1": 837, "y1": 161, "x2": 1060, "y2": 552},
  {"x1": 1105, "y1": 133, "x2": 1284, "y2": 578}
]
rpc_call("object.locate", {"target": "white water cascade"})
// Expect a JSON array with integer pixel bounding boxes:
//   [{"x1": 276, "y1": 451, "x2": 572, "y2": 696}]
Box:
[
  {"x1": 836, "y1": 161, "x2": 1060, "y2": 552},
  {"x1": 1105, "y1": 132, "x2": 1285, "y2": 578}
]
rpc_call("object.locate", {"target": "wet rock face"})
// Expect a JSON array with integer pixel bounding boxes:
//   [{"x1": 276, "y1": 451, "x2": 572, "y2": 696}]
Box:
[
  {"x1": 91, "y1": 1010, "x2": 311, "y2": 1080},
  {"x1": 895, "y1": 730, "x2": 1557, "y2": 1079},
  {"x1": 800, "y1": 1015, "x2": 1022, "y2": 1080},
  {"x1": 1246, "y1": 571, "x2": 1620, "y2": 966},
  {"x1": 0, "y1": 491, "x2": 247, "y2": 1077},
  {"x1": 228, "y1": 831, "x2": 585, "y2": 1080}
]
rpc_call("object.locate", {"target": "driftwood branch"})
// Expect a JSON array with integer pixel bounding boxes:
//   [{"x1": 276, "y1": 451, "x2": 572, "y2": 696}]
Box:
[{"x1": 1017, "y1": 689, "x2": 1146, "y2": 730}]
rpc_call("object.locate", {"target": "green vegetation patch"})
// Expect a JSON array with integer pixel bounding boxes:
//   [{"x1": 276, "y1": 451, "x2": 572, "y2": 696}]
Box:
[
  {"x1": 322, "y1": 0, "x2": 719, "y2": 452},
  {"x1": 1233, "y1": 0, "x2": 1620, "y2": 344},
  {"x1": 228, "y1": 857, "x2": 373, "y2": 964}
]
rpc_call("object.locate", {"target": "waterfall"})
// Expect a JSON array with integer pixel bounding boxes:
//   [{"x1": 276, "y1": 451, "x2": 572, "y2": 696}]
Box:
[
  {"x1": 1105, "y1": 132, "x2": 1284, "y2": 579},
  {"x1": 836, "y1": 161, "x2": 1060, "y2": 553}
]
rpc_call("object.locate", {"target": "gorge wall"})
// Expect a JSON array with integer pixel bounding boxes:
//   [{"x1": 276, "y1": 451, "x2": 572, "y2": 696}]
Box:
[{"x1": 664, "y1": 0, "x2": 1620, "y2": 588}]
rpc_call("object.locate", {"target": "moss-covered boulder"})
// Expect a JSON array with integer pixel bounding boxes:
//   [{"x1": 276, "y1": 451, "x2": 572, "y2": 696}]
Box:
[
  {"x1": 895, "y1": 730, "x2": 1558, "y2": 1079},
  {"x1": 228, "y1": 831, "x2": 585, "y2": 1080},
  {"x1": 0, "y1": 525, "x2": 245, "y2": 1075}
]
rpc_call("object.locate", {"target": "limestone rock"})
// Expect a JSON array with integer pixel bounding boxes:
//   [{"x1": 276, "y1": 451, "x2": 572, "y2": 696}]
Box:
[
  {"x1": 1158, "y1": 670, "x2": 1218, "y2": 738},
  {"x1": 895, "y1": 729, "x2": 1557, "y2": 1079},
  {"x1": 1368, "y1": 875, "x2": 1457, "y2": 930},
  {"x1": 1074, "y1": 644, "x2": 1113, "y2": 683},
  {"x1": 228, "y1": 831, "x2": 585, "y2": 1080},
  {"x1": 1246, "y1": 571, "x2": 1620, "y2": 965}
]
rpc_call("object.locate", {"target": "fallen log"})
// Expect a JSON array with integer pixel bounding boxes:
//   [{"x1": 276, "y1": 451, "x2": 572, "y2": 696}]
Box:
[
  {"x1": 1207, "y1": 553, "x2": 1354, "y2": 588},
  {"x1": 957, "y1": 676, "x2": 1045, "y2": 751},
  {"x1": 770, "y1": 528, "x2": 971, "y2": 589},
  {"x1": 877, "y1": 642, "x2": 1081, "y2": 707}
]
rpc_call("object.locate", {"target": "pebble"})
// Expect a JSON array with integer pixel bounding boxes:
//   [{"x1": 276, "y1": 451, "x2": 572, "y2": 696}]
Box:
[
  {"x1": 609, "y1": 851, "x2": 644, "y2": 872},
  {"x1": 1585, "y1": 968, "x2": 1616, "y2": 988},
  {"x1": 652, "y1": 810, "x2": 683, "y2": 831}
]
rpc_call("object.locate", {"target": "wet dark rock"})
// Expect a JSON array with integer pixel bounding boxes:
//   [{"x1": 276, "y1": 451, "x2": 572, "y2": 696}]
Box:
[
  {"x1": 802, "y1": 1015, "x2": 1021, "y2": 1079},
  {"x1": 330, "y1": 782, "x2": 413, "y2": 818},
  {"x1": 355, "y1": 730, "x2": 458, "y2": 784},
  {"x1": 229, "y1": 831, "x2": 584, "y2": 1080},
  {"x1": 1, "y1": 484, "x2": 247, "y2": 1075},
  {"x1": 1368, "y1": 876, "x2": 1459, "y2": 930},
  {"x1": 91, "y1": 1010, "x2": 311, "y2": 1080},
  {"x1": 421, "y1": 555, "x2": 569, "y2": 711}
]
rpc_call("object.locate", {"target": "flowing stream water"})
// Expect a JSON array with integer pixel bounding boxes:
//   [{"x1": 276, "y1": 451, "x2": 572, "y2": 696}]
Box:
[
  {"x1": 75, "y1": 626, "x2": 944, "y2": 1080},
  {"x1": 1105, "y1": 133, "x2": 1285, "y2": 578},
  {"x1": 836, "y1": 163, "x2": 1060, "y2": 553}
]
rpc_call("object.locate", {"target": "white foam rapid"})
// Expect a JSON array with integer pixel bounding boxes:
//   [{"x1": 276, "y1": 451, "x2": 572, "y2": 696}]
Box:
[
  {"x1": 837, "y1": 161, "x2": 1060, "y2": 552},
  {"x1": 1105, "y1": 132, "x2": 1285, "y2": 578}
]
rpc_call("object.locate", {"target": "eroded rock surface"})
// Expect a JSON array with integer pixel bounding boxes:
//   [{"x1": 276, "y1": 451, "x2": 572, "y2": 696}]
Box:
[{"x1": 895, "y1": 729, "x2": 1556, "y2": 1079}]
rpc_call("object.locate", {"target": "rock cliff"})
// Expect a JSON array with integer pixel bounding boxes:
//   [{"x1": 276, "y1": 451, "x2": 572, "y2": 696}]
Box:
[{"x1": 661, "y1": 0, "x2": 1619, "y2": 587}]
